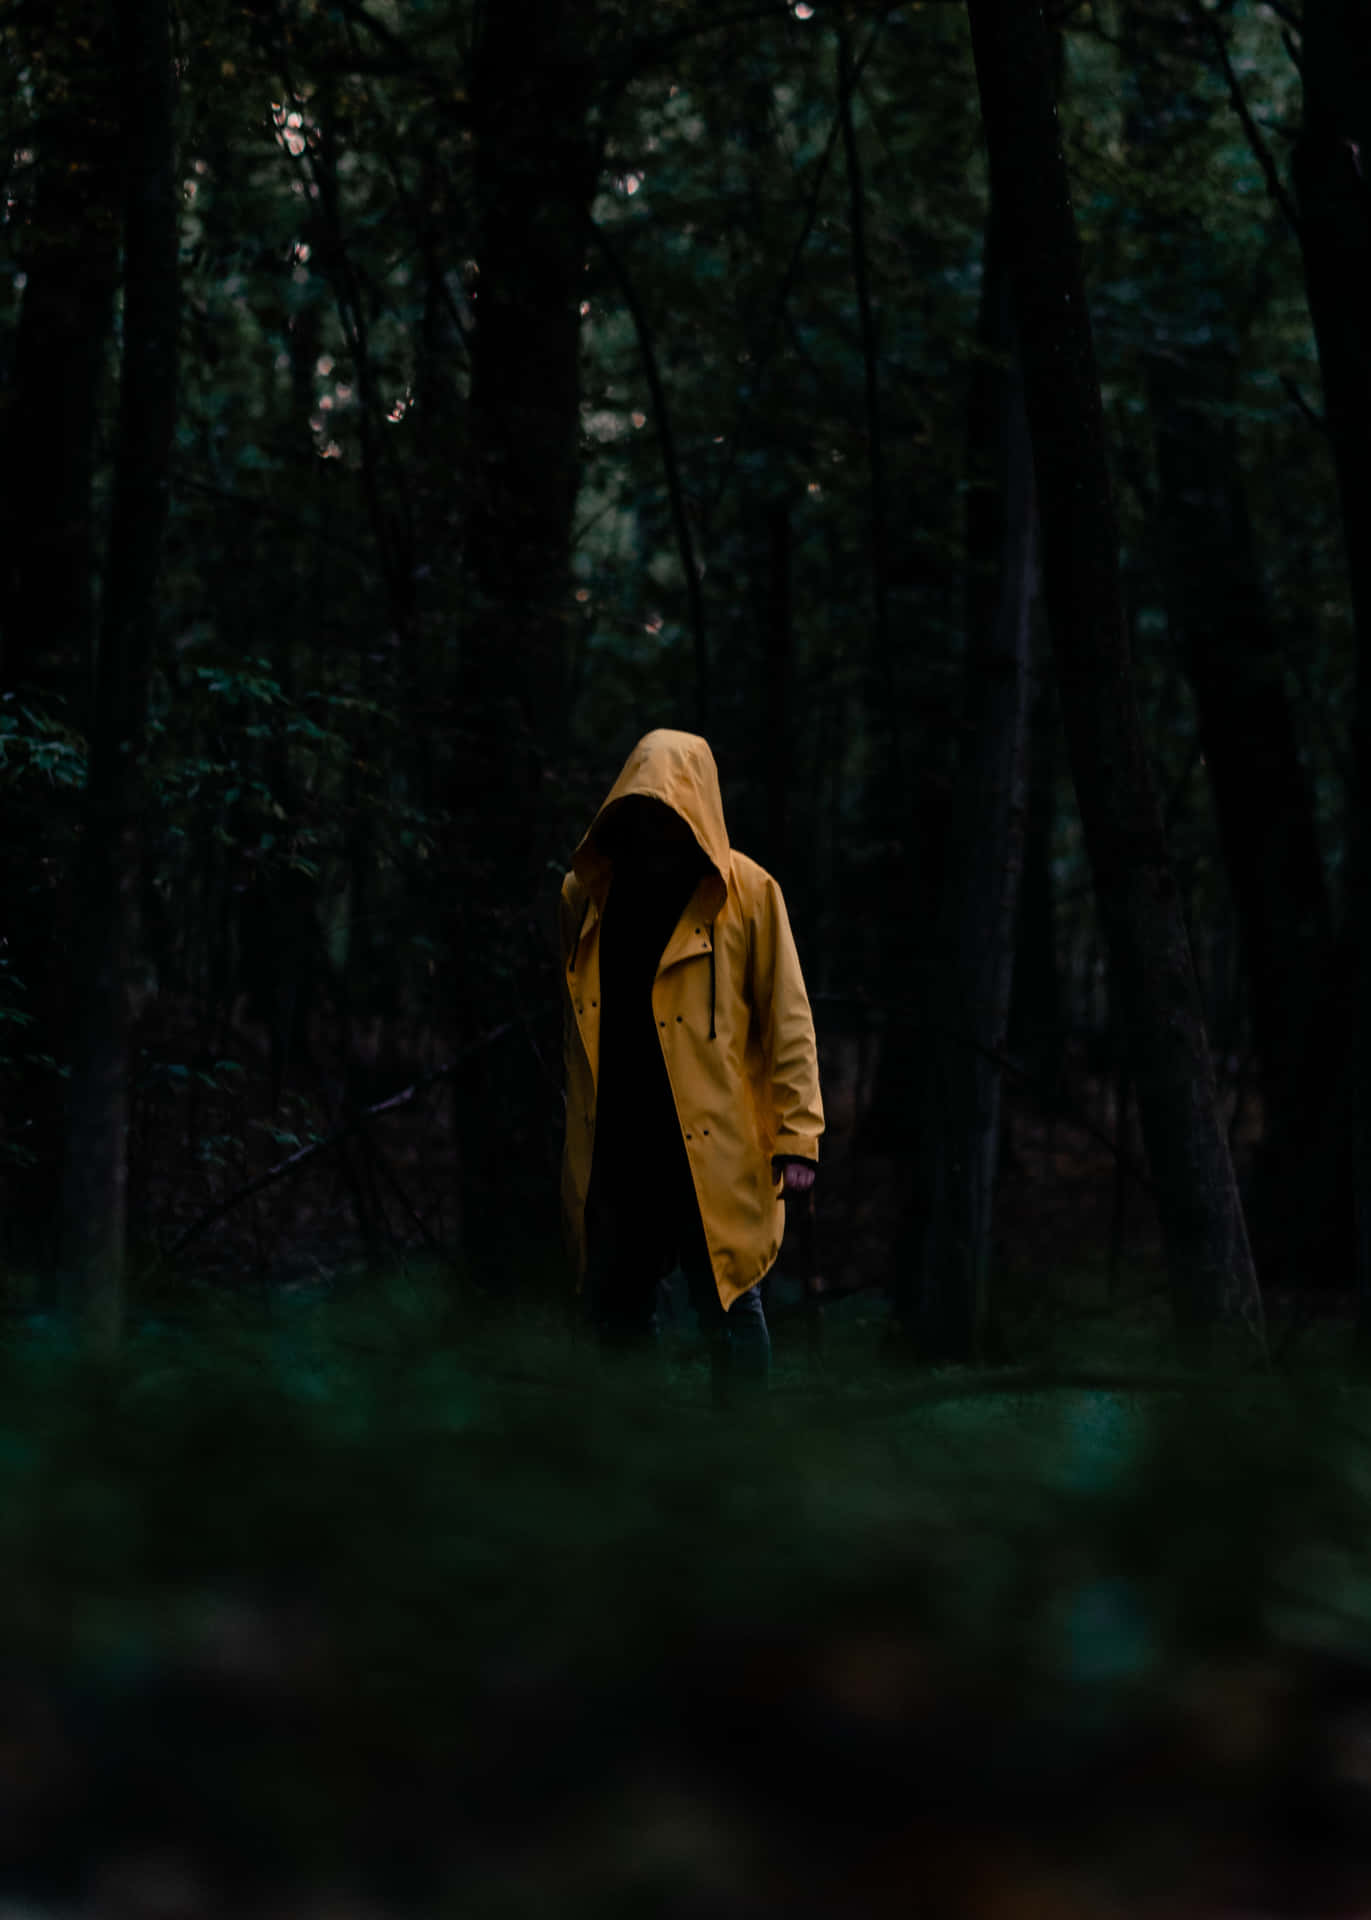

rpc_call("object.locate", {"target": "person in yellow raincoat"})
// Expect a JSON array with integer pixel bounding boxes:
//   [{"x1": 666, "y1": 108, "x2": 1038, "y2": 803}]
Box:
[{"x1": 559, "y1": 729, "x2": 824, "y2": 1401}]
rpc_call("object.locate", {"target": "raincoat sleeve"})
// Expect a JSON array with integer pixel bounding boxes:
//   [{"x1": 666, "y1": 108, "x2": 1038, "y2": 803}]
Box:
[{"x1": 750, "y1": 875, "x2": 824, "y2": 1165}]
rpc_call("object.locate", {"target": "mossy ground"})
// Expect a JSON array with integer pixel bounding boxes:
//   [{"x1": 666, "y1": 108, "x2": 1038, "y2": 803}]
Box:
[{"x1": 1, "y1": 1262, "x2": 1368, "y2": 1915}]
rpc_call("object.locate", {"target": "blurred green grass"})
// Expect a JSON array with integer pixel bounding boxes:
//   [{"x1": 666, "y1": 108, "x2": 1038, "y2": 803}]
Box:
[{"x1": 3, "y1": 1265, "x2": 1371, "y2": 1914}]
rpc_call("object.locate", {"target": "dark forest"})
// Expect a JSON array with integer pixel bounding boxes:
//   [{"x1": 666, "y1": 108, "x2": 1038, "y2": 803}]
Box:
[{"x1": 4, "y1": 0, "x2": 1371, "y2": 1912}]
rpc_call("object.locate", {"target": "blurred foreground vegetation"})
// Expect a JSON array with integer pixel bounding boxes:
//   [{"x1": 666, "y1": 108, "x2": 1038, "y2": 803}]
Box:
[{"x1": 4, "y1": 1266, "x2": 1371, "y2": 1916}]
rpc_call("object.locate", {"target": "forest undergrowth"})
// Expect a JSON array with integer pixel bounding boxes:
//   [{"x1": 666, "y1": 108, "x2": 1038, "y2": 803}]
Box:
[{"x1": 2, "y1": 1264, "x2": 1371, "y2": 1916}]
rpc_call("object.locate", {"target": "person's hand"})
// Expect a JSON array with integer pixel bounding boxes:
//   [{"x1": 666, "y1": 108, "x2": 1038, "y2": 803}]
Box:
[{"x1": 781, "y1": 1160, "x2": 816, "y2": 1195}]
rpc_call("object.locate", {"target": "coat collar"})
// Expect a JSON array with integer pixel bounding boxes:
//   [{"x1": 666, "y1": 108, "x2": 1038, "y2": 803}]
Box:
[{"x1": 567, "y1": 866, "x2": 726, "y2": 976}]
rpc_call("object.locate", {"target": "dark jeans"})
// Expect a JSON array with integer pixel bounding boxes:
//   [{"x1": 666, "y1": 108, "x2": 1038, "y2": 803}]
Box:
[{"x1": 584, "y1": 1161, "x2": 770, "y2": 1403}]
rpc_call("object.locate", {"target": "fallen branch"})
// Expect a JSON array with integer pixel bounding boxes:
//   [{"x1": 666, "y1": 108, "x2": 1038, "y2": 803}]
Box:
[{"x1": 163, "y1": 1018, "x2": 524, "y2": 1262}]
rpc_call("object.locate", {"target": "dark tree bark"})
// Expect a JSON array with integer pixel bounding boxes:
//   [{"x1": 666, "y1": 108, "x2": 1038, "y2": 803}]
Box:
[
  {"x1": 844, "y1": 16, "x2": 943, "y2": 1159},
  {"x1": 763, "y1": 498, "x2": 793, "y2": 879},
  {"x1": 836, "y1": 18, "x2": 895, "y2": 752},
  {"x1": 463, "y1": 0, "x2": 599, "y2": 831},
  {"x1": 448, "y1": 0, "x2": 600, "y2": 1269},
  {"x1": 895, "y1": 202, "x2": 1035, "y2": 1361},
  {"x1": 964, "y1": 0, "x2": 1263, "y2": 1351},
  {"x1": 1288, "y1": 0, "x2": 1371, "y2": 1335},
  {"x1": 56, "y1": 0, "x2": 178, "y2": 1346},
  {"x1": 0, "y1": 4, "x2": 121, "y2": 709},
  {"x1": 1147, "y1": 349, "x2": 1336, "y2": 1284},
  {"x1": 1117, "y1": 2, "x2": 1336, "y2": 1291},
  {"x1": 1293, "y1": 3, "x2": 1371, "y2": 669},
  {"x1": 0, "y1": 5, "x2": 122, "y2": 1284},
  {"x1": 1008, "y1": 671, "x2": 1063, "y2": 1101}
]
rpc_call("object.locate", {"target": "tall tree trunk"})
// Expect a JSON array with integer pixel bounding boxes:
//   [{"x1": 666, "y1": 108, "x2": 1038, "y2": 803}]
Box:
[
  {"x1": 964, "y1": 0, "x2": 1264, "y2": 1352},
  {"x1": 463, "y1": 0, "x2": 597, "y2": 843},
  {"x1": 1147, "y1": 349, "x2": 1335, "y2": 1287},
  {"x1": 0, "y1": 36, "x2": 120, "y2": 705},
  {"x1": 0, "y1": 5, "x2": 122, "y2": 1285},
  {"x1": 1116, "y1": 1, "x2": 1337, "y2": 1294},
  {"x1": 451, "y1": 0, "x2": 599, "y2": 1270},
  {"x1": 844, "y1": 18, "x2": 941, "y2": 1160},
  {"x1": 1294, "y1": 3, "x2": 1371, "y2": 666},
  {"x1": 1290, "y1": 0, "x2": 1371, "y2": 1334},
  {"x1": 56, "y1": 0, "x2": 178, "y2": 1346},
  {"x1": 895, "y1": 201, "x2": 1035, "y2": 1360}
]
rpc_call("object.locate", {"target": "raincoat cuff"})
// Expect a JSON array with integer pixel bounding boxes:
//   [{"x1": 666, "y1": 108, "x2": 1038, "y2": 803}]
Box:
[{"x1": 772, "y1": 1137, "x2": 820, "y2": 1166}]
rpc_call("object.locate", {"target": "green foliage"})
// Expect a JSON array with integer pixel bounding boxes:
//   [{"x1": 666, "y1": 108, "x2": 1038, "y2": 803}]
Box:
[
  {"x1": 1, "y1": 1292, "x2": 1370, "y2": 1903},
  {"x1": 0, "y1": 698, "x2": 87, "y2": 790}
]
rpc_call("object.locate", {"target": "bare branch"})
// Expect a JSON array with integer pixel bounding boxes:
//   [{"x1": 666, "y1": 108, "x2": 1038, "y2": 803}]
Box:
[
  {"x1": 1281, "y1": 370, "x2": 1328, "y2": 432},
  {"x1": 172, "y1": 471, "x2": 376, "y2": 568},
  {"x1": 704, "y1": 17, "x2": 887, "y2": 522},
  {"x1": 589, "y1": 215, "x2": 711, "y2": 726}
]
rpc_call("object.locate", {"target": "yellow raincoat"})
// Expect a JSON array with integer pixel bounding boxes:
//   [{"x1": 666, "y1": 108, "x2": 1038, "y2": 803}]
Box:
[{"x1": 559, "y1": 730, "x2": 824, "y2": 1310}]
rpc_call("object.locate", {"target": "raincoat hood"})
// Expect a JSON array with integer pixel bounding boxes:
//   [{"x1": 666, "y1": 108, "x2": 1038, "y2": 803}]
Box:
[{"x1": 571, "y1": 730, "x2": 730, "y2": 921}]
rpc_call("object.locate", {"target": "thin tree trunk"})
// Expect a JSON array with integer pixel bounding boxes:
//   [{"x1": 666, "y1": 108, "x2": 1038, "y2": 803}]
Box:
[
  {"x1": 0, "y1": 5, "x2": 122, "y2": 1285},
  {"x1": 1008, "y1": 669, "x2": 1063, "y2": 1105},
  {"x1": 1289, "y1": 0, "x2": 1371, "y2": 1338},
  {"x1": 1293, "y1": 2, "x2": 1371, "y2": 666},
  {"x1": 764, "y1": 498, "x2": 793, "y2": 878},
  {"x1": 964, "y1": 0, "x2": 1264, "y2": 1353},
  {"x1": 56, "y1": 0, "x2": 178, "y2": 1347},
  {"x1": 896, "y1": 200, "x2": 1035, "y2": 1361}
]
